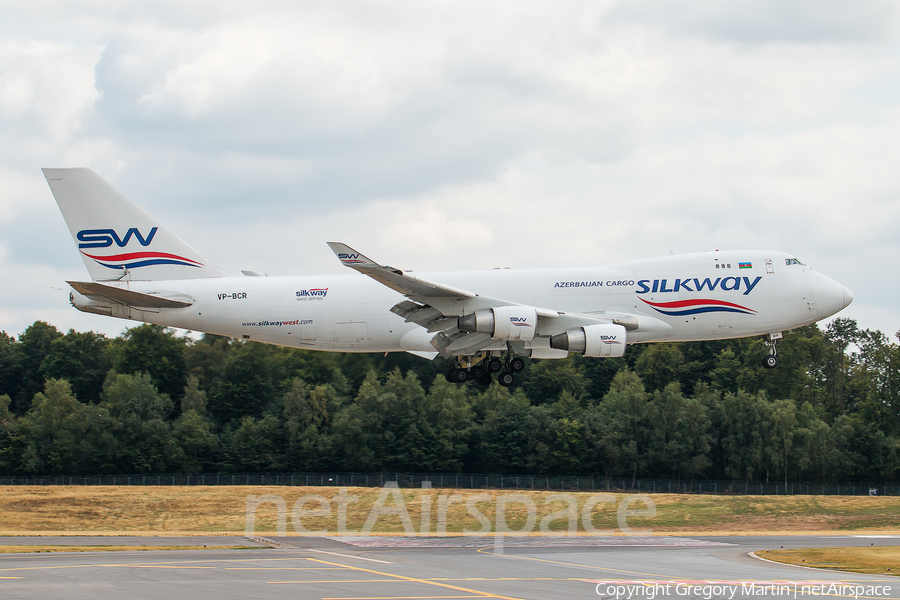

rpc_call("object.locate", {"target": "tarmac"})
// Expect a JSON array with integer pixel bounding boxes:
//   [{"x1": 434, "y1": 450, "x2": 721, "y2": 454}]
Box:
[{"x1": 0, "y1": 534, "x2": 897, "y2": 600}]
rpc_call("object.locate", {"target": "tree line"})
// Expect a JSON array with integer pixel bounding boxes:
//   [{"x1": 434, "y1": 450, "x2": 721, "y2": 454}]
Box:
[{"x1": 0, "y1": 318, "x2": 897, "y2": 482}]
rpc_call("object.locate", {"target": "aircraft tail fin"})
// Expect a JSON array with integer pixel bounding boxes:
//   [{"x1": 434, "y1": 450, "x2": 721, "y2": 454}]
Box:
[{"x1": 43, "y1": 168, "x2": 227, "y2": 281}]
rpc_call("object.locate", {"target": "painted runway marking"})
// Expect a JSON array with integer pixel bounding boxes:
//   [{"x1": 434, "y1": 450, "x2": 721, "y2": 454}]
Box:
[
  {"x1": 267, "y1": 579, "x2": 406, "y2": 583},
  {"x1": 321, "y1": 596, "x2": 482, "y2": 599},
  {"x1": 278, "y1": 557, "x2": 529, "y2": 600},
  {"x1": 306, "y1": 549, "x2": 393, "y2": 563},
  {"x1": 224, "y1": 566, "x2": 349, "y2": 570},
  {"x1": 475, "y1": 547, "x2": 684, "y2": 579},
  {"x1": 332, "y1": 536, "x2": 732, "y2": 549}
]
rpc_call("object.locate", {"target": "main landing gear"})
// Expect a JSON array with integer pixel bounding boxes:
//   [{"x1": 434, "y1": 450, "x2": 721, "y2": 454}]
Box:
[
  {"x1": 761, "y1": 331, "x2": 782, "y2": 369},
  {"x1": 445, "y1": 351, "x2": 525, "y2": 386}
]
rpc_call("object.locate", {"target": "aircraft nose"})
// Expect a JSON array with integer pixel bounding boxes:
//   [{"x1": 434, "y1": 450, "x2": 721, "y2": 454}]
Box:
[
  {"x1": 842, "y1": 285, "x2": 853, "y2": 310},
  {"x1": 807, "y1": 270, "x2": 852, "y2": 319}
]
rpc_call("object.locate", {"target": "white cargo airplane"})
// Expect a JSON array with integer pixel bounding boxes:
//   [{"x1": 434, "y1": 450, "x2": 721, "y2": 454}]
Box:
[{"x1": 45, "y1": 168, "x2": 853, "y2": 386}]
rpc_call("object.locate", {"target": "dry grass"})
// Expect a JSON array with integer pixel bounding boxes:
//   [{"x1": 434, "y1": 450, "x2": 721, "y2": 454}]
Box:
[
  {"x1": 0, "y1": 486, "x2": 897, "y2": 536},
  {"x1": 760, "y1": 547, "x2": 900, "y2": 575},
  {"x1": 0, "y1": 545, "x2": 255, "y2": 553}
]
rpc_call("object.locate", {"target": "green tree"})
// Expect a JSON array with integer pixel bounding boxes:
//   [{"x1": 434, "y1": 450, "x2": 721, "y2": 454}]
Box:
[
  {"x1": 101, "y1": 372, "x2": 177, "y2": 473},
  {"x1": 0, "y1": 379, "x2": 116, "y2": 474},
  {"x1": 171, "y1": 374, "x2": 219, "y2": 472},
  {"x1": 853, "y1": 329, "x2": 900, "y2": 435},
  {"x1": 823, "y1": 317, "x2": 859, "y2": 418},
  {"x1": 416, "y1": 376, "x2": 473, "y2": 471},
  {"x1": 634, "y1": 344, "x2": 685, "y2": 392},
  {"x1": 172, "y1": 410, "x2": 220, "y2": 473},
  {"x1": 765, "y1": 399, "x2": 798, "y2": 485},
  {"x1": 793, "y1": 402, "x2": 831, "y2": 482},
  {"x1": 476, "y1": 390, "x2": 539, "y2": 474},
  {"x1": 647, "y1": 383, "x2": 712, "y2": 479},
  {"x1": 220, "y1": 415, "x2": 284, "y2": 471},
  {"x1": 209, "y1": 341, "x2": 277, "y2": 425},
  {"x1": 184, "y1": 334, "x2": 232, "y2": 391},
  {"x1": 282, "y1": 378, "x2": 339, "y2": 471},
  {"x1": 585, "y1": 369, "x2": 651, "y2": 481},
  {"x1": 525, "y1": 360, "x2": 589, "y2": 402},
  {"x1": 42, "y1": 330, "x2": 113, "y2": 403},
  {"x1": 181, "y1": 375, "x2": 208, "y2": 415},
  {"x1": 118, "y1": 324, "x2": 187, "y2": 401},
  {"x1": 0, "y1": 332, "x2": 21, "y2": 404},
  {"x1": 15, "y1": 322, "x2": 62, "y2": 412},
  {"x1": 715, "y1": 390, "x2": 770, "y2": 480}
]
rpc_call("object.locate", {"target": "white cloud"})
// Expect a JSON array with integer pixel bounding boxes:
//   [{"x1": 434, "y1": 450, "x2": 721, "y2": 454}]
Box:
[
  {"x1": 1, "y1": 0, "x2": 899, "y2": 340},
  {"x1": 0, "y1": 39, "x2": 101, "y2": 141}
]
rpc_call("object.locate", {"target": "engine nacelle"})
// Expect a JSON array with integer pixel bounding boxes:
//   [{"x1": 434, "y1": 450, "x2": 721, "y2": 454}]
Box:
[
  {"x1": 549, "y1": 323, "x2": 627, "y2": 358},
  {"x1": 458, "y1": 306, "x2": 537, "y2": 341}
]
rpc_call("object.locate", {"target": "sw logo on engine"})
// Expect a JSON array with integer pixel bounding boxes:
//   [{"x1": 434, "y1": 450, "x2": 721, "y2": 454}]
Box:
[{"x1": 77, "y1": 227, "x2": 158, "y2": 249}]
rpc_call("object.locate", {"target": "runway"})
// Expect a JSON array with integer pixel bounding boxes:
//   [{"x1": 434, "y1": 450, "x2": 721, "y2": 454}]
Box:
[{"x1": 0, "y1": 534, "x2": 897, "y2": 600}]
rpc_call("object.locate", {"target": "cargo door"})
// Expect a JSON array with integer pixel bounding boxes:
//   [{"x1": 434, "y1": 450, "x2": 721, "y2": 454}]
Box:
[{"x1": 334, "y1": 321, "x2": 368, "y2": 349}]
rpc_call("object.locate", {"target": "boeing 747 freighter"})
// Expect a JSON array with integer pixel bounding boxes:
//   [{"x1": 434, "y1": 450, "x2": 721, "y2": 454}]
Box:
[{"x1": 45, "y1": 168, "x2": 853, "y2": 386}]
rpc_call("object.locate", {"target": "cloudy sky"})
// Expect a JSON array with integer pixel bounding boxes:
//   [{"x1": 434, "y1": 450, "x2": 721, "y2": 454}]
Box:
[{"x1": 2, "y1": 0, "x2": 899, "y2": 340}]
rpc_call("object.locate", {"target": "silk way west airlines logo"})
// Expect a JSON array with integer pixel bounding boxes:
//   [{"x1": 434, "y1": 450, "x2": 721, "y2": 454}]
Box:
[
  {"x1": 634, "y1": 276, "x2": 761, "y2": 316},
  {"x1": 639, "y1": 297, "x2": 757, "y2": 316},
  {"x1": 76, "y1": 228, "x2": 202, "y2": 270}
]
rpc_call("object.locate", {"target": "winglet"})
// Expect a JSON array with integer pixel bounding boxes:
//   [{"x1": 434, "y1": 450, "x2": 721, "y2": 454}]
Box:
[{"x1": 327, "y1": 242, "x2": 388, "y2": 270}]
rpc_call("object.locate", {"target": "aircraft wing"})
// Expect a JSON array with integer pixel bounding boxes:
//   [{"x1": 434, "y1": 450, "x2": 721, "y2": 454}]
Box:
[
  {"x1": 326, "y1": 242, "x2": 477, "y2": 300},
  {"x1": 327, "y1": 243, "x2": 643, "y2": 357}
]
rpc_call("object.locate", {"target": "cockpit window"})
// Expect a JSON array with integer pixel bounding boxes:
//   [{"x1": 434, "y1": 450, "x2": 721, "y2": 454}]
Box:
[{"x1": 785, "y1": 258, "x2": 804, "y2": 266}]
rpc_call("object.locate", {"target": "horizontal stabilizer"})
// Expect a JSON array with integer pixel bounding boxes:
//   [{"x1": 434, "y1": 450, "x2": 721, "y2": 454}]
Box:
[{"x1": 67, "y1": 281, "x2": 193, "y2": 309}]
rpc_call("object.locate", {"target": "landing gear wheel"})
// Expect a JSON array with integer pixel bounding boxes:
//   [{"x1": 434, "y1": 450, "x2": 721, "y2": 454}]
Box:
[
  {"x1": 509, "y1": 357, "x2": 525, "y2": 373},
  {"x1": 445, "y1": 369, "x2": 454, "y2": 382},
  {"x1": 762, "y1": 332, "x2": 781, "y2": 370},
  {"x1": 477, "y1": 375, "x2": 493, "y2": 387},
  {"x1": 470, "y1": 365, "x2": 486, "y2": 379},
  {"x1": 487, "y1": 357, "x2": 503, "y2": 373},
  {"x1": 449, "y1": 368, "x2": 469, "y2": 383},
  {"x1": 498, "y1": 372, "x2": 515, "y2": 387}
]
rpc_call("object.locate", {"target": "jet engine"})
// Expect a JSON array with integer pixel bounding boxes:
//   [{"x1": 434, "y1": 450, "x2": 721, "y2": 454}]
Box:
[
  {"x1": 549, "y1": 323, "x2": 626, "y2": 358},
  {"x1": 458, "y1": 306, "x2": 537, "y2": 341}
]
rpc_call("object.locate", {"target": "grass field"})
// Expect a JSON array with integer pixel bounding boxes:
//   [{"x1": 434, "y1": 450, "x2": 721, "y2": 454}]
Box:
[
  {"x1": 0, "y1": 545, "x2": 256, "y2": 553},
  {"x1": 0, "y1": 486, "x2": 897, "y2": 536},
  {"x1": 759, "y1": 547, "x2": 900, "y2": 575}
]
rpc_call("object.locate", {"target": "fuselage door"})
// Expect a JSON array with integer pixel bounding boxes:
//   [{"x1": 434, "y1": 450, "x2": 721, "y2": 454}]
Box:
[{"x1": 334, "y1": 321, "x2": 368, "y2": 349}]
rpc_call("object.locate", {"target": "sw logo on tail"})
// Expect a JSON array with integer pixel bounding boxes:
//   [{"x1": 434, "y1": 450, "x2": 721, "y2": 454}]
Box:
[{"x1": 77, "y1": 227, "x2": 158, "y2": 249}]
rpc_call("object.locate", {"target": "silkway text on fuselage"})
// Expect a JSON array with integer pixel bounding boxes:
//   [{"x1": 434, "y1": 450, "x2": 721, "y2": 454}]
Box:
[{"x1": 637, "y1": 277, "x2": 762, "y2": 296}]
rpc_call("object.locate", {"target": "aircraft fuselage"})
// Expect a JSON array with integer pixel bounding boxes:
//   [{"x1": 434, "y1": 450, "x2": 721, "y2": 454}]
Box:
[{"x1": 72, "y1": 249, "x2": 850, "y2": 357}]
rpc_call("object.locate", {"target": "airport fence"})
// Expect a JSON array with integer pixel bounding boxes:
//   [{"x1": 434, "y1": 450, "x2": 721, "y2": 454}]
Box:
[{"x1": 0, "y1": 472, "x2": 896, "y2": 496}]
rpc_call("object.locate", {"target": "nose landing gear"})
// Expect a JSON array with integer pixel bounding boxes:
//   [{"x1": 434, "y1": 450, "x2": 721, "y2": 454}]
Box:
[{"x1": 762, "y1": 331, "x2": 782, "y2": 369}]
